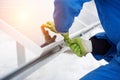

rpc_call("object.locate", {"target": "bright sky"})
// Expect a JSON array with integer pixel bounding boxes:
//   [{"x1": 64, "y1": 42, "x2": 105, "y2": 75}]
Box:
[{"x1": 0, "y1": 0, "x2": 54, "y2": 45}]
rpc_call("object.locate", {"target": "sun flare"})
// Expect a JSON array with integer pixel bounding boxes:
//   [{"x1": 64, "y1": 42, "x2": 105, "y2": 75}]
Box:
[{"x1": 17, "y1": 11, "x2": 29, "y2": 23}]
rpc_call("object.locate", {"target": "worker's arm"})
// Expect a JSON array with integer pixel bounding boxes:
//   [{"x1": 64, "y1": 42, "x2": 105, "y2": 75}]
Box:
[{"x1": 54, "y1": 0, "x2": 91, "y2": 33}]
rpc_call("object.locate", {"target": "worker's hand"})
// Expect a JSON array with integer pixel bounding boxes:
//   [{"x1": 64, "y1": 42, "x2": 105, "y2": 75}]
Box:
[
  {"x1": 42, "y1": 21, "x2": 57, "y2": 33},
  {"x1": 62, "y1": 33, "x2": 87, "y2": 57},
  {"x1": 41, "y1": 25, "x2": 56, "y2": 44}
]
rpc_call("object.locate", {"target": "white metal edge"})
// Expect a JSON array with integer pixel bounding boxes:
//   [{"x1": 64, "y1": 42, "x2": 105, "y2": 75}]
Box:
[{"x1": 0, "y1": 19, "x2": 43, "y2": 55}]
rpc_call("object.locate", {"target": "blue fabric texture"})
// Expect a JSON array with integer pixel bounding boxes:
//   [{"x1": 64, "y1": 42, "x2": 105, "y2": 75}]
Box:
[
  {"x1": 80, "y1": 59, "x2": 120, "y2": 80},
  {"x1": 54, "y1": 0, "x2": 90, "y2": 33},
  {"x1": 94, "y1": 0, "x2": 120, "y2": 45}
]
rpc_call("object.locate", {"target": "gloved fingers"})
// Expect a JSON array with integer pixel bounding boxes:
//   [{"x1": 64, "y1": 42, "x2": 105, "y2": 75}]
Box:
[
  {"x1": 46, "y1": 21, "x2": 54, "y2": 27},
  {"x1": 41, "y1": 28, "x2": 52, "y2": 41},
  {"x1": 45, "y1": 35, "x2": 52, "y2": 42},
  {"x1": 44, "y1": 24, "x2": 52, "y2": 29},
  {"x1": 70, "y1": 43, "x2": 83, "y2": 57},
  {"x1": 71, "y1": 38, "x2": 85, "y2": 49},
  {"x1": 43, "y1": 30, "x2": 50, "y2": 38},
  {"x1": 62, "y1": 36, "x2": 87, "y2": 57},
  {"x1": 75, "y1": 46, "x2": 83, "y2": 57},
  {"x1": 41, "y1": 25, "x2": 46, "y2": 34},
  {"x1": 41, "y1": 22, "x2": 52, "y2": 29},
  {"x1": 43, "y1": 30, "x2": 49, "y2": 35},
  {"x1": 43, "y1": 21, "x2": 57, "y2": 33},
  {"x1": 46, "y1": 35, "x2": 56, "y2": 44},
  {"x1": 41, "y1": 25, "x2": 50, "y2": 38},
  {"x1": 51, "y1": 35, "x2": 57, "y2": 41}
]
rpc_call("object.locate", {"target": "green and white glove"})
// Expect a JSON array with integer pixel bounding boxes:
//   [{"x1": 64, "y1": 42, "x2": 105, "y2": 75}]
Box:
[
  {"x1": 42, "y1": 21, "x2": 91, "y2": 57},
  {"x1": 62, "y1": 33, "x2": 88, "y2": 57}
]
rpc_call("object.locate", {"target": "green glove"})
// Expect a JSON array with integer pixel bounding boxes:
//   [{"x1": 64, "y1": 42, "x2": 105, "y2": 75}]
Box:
[{"x1": 62, "y1": 33, "x2": 87, "y2": 57}]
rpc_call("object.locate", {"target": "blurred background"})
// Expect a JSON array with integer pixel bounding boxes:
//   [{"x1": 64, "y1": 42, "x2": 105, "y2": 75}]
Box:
[{"x1": 0, "y1": 0, "x2": 55, "y2": 45}]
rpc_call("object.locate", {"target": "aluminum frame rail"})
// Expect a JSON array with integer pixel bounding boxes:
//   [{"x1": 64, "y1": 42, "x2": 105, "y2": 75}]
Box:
[
  {"x1": 1, "y1": 45, "x2": 62, "y2": 80},
  {"x1": 0, "y1": 20, "x2": 100, "y2": 80}
]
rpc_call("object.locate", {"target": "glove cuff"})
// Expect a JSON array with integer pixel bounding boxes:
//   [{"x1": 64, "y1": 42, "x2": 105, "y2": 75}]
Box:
[{"x1": 82, "y1": 39, "x2": 92, "y2": 53}]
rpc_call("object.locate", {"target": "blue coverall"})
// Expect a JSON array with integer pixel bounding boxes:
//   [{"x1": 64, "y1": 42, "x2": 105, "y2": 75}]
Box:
[{"x1": 54, "y1": 0, "x2": 120, "y2": 80}]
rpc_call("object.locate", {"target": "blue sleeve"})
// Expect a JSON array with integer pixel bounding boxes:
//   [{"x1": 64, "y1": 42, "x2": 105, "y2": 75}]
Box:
[
  {"x1": 115, "y1": 41, "x2": 120, "y2": 62},
  {"x1": 54, "y1": 0, "x2": 91, "y2": 33},
  {"x1": 80, "y1": 59, "x2": 120, "y2": 80}
]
